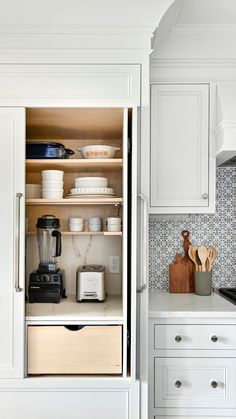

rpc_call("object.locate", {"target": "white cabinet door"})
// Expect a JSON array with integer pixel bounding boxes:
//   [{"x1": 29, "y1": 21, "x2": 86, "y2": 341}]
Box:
[
  {"x1": 150, "y1": 84, "x2": 212, "y2": 213},
  {"x1": 0, "y1": 108, "x2": 25, "y2": 378}
]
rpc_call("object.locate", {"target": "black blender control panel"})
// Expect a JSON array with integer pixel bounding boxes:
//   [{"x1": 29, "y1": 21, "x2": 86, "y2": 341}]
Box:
[{"x1": 30, "y1": 272, "x2": 61, "y2": 284}]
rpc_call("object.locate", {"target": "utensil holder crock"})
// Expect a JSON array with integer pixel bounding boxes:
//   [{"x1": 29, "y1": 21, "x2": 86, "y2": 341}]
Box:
[{"x1": 194, "y1": 271, "x2": 212, "y2": 296}]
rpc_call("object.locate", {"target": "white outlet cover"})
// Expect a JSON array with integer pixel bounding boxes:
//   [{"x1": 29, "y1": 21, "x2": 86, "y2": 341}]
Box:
[{"x1": 109, "y1": 256, "x2": 120, "y2": 273}]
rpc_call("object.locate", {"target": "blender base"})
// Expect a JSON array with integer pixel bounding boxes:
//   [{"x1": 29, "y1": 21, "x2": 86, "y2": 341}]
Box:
[{"x1": 28, "y1": 269, "x2": 66, "y2": 304}]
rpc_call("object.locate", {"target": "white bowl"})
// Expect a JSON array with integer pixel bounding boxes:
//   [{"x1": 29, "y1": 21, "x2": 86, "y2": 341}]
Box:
[
  {"x1": 89, "y1": 217, "x2": 102, "y2": 224},
  {"x1": 88, "y1": 224, "x2": 102, "y2": 232},
  {"x1": 26, "y1": 184, "x2": 42, "y2": 199},
  {"x1": 107, "y1": 217, "x2": 122, "y2": 225},
  {"x1": 107, "y1": 225, "x2": 121, "y2": 232},
  {"x1": 42, "y1": 190, "x2": 64, "y2": 199},
  {"x1": 42, "y1": 170, "x2": 64, "y2": 180},
  {"x1": 42, "y1": 180, "x2": 64, "y2": 185},
  {"x1": 69, "y1": 217, "x2": 84, "y2": 224},
  {"x1": 42, "y1": 184, "x2": 64, "y2": 190},
  {"x1": 77, "y1": 145, "x2": 120, "y2": 159},
  {"x1": 70, "y1": 187, "x2": 114, "y2": 195},
  {"x1": 69, "y1": 224, "x2": 84, "y2": 232},
  {"x1": 75, "y1": 177, "x2": 108, "y2": 188}
]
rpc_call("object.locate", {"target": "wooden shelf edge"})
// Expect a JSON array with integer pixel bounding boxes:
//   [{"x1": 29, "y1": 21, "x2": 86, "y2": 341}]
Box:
[
  {"x1": 26, "y1": 231, "x2": 122, "y2": 236},
  {"x1": 26, "y1": 198, "x2": 123, "y2": 206}
]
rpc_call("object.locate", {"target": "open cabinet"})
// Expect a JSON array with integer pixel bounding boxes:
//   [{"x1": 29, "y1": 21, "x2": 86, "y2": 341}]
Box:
[{"x1": 25, "y1": 107, "x2": 131, "y2": 377}]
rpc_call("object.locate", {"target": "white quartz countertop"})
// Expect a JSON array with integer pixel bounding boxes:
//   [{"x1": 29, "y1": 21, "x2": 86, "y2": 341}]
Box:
[{"x1": 149, "y1": 291, "x2": 236, "y2": 318}]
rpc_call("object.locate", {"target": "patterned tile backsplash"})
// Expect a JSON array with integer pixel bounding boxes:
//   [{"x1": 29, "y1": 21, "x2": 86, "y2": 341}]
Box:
[{"x1": 149, "y1": 167, "x2": 236, "y2": 291}]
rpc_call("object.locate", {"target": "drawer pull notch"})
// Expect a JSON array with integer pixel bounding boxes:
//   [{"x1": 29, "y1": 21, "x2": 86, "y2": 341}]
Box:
[
  {"x1": 175, "y1": 335, "x2": 182, "y2": 343},
  {"x1": 211, "y1": 335, "x2": 218, "y2": 343},
  {"x1": 175, "y1": 380, "x2": 182, "y2": 388}
]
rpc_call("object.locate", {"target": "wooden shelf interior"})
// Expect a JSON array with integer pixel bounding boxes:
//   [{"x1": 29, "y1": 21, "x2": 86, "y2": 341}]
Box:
[{"x1": 26, "y1": 158, "x2": 123, "y2": 173}]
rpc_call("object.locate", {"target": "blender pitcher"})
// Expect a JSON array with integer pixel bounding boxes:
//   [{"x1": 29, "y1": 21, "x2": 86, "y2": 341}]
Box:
[{"x1": 36, "y1": 215, "x2": 62, "y2": 272}]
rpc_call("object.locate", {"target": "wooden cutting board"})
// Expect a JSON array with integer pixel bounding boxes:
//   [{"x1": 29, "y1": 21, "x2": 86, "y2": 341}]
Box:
[
  {"x1": 169, "y1": 230, "x2": 195, "y2": 293},
  {"x1": 169, "y1": 253, "x2": 190, "y2": 293}
]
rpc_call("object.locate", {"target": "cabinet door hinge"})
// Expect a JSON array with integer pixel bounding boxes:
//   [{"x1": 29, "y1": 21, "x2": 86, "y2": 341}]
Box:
[{"x1": 127, "y1": 330, "x2": 130, "y2": 348}]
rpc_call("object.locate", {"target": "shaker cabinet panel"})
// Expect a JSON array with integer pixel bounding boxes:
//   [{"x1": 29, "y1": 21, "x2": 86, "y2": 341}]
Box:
[
  {"x1": 0, "y1": 108, "x2": 25, "y2": 378},
  {"x1": 150, "y1": 84, "x2": 211, "y2": 213}
]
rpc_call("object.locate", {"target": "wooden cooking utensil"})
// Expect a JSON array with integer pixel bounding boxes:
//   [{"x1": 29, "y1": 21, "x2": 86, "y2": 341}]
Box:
[
  {"x1": 197, "y1": 246, "x2": 208, "y2": 272},
  {"x1": 207, "y1": 245, "x2": 218, "y2": 271},
  {"x1": 188, "y1": 246, "x2": 199, "y2": 272},
  {"x1": 169, "y1": 253, "x2": 190, "y2": 293}
]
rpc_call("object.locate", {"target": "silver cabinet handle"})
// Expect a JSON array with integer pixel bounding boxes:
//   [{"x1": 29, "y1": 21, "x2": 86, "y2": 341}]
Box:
[
  {"x1": 175, "y1": 335, "x2": 182, "y2": 343},
  {"x1": 202, "y1": 193, "x2": 208, "y2": 199},
  {"x1": 211, "y1": 381, "x2": 218, "y2": 388},
  {"x1": 211, "y1": 335, "x2": 218, "y2": 343},
  {"x1": 15, "y1": 193, "x2": 23, "y2": 292},
  {"x1": 175, "y1": 380, "x2": 182, "y2": 388},
  {"x1": 137, "y1": 193, "x2": 148, "y2": 293}
]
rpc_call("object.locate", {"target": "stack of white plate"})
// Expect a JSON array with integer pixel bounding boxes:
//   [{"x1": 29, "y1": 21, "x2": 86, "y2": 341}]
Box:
[
  {"x1": 42, "y1": 170, "x2": 64, "y2": 199},
  {"x1": 69, "y1": 177, "x2": 115, "y2": 197},
  {"x1": 26, "y1": 184, "x2": 41, "y2": 199},
  {"x1": 89, "y1": 217, "x2": 102, "y2": 232},
  {"x1": 69, "y1": 217, "x2": 84, "y2": 232},
  {"x1": 107, "y1": 217, "x2": 122, "y2": 232},
  {"x1": 75, "y1": 177, "x2": 108, "y2": 188}
]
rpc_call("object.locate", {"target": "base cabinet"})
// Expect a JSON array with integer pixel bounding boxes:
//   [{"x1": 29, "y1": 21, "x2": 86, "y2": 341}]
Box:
[
  {"x1": 149, "y1": 319, "x2": 236, "y2": 419},
  {"x1": 0, "y1": 388, "x2": 133, "y2": 419}
]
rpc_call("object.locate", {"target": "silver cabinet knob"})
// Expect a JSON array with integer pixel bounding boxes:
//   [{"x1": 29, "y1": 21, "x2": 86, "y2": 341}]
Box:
[
  {"x1": 211, "y1": 335, "x2": 218, "y2": 343},
  {"x1": 202, "y1": 193, "x2": 208, "y2": 199},
  {"x1": 175, "y1": 335, "x2": 182, "y2": 343},
  {"x1": 211, "y1": 381, "x2": 218, "y2": 388},
  {"x1": 175, "y1": 380, "x2": 182, "y2": 388}
]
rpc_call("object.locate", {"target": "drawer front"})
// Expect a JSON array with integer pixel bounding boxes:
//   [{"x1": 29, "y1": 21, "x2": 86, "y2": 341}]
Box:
[
  {"x1": 28, "y1": 325, "x2": 122, "y2": 374},
  {"x1": 154, "y1": 324, "x2": 236, "y2": 350},
  {"x1": 154, "y1": 357, "x2": 236, "y2": 409}
]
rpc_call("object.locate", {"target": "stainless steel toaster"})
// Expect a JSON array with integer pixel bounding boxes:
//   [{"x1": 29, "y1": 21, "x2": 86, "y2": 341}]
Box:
[{"x1": 76, "y1": 265, "x2": 105, "y2": 302}]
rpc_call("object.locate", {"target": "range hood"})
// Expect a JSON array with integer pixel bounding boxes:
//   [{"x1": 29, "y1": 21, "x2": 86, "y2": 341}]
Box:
[{"x1": 216, "y1": 84, "x2": 236, "y2": 166}]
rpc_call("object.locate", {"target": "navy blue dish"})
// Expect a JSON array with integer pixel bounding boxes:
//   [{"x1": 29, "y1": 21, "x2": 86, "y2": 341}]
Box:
[{"x1": 26, "y1": 141, "x2": 74, "y2": 159}]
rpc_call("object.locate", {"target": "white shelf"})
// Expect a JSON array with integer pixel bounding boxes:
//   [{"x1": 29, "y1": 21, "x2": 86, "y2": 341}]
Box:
[{"x1": 26, "y1": 294, "x2": 123, "y2": 324}]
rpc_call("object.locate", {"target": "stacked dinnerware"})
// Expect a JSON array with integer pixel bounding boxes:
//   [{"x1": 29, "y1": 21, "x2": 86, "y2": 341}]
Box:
[
  {"x1": 69, "y1": 217, "x2": 84, "y2": 232},
  {"x1": 26, "y1": 184, "x2": 41, "y2": 199},
  {"x1": 42, "y1": 170, "x2": 64, "y2": 199},
  {"x1": 75, "y1": 177, "x2": 108, "y2": 188},
  {"x1": 107, "y1": 217, "x2": 121, "y2": 232},
  {"x1": 89, "y1": 217, "x2": 102, "y2": 232}
]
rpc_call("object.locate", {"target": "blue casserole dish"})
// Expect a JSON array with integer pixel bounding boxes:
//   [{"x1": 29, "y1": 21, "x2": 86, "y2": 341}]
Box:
[{"x1": 26, "y1": 141, "x2": 74, "y2": 159}]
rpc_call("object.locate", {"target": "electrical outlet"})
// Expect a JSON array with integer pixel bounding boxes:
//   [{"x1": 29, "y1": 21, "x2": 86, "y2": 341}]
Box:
[{"x1": 109, "y1": 256, "x2": 120, "y2": 273}]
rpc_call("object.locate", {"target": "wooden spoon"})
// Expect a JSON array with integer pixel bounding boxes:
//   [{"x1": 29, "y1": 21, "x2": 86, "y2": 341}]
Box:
[
  {"x1": 197, "y1": 246, "x2": 208, "y2": 272},
  {"x1": 207, "y1": 245, "x2": 218, "y2": 272},
  {"x1": 188, "y1": 246, "x2": 199, "y2": 272}
]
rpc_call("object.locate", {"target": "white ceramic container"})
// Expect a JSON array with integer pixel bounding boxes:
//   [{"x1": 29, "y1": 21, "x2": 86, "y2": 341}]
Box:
[
  {"x1": 42, "y1": 190, "x2": 64, "y2": 199},
  {"x1": 107, "y1": 225, "x2": 121, "y2": 232},
  {"x1": 69, "y1": 224, "x2": 84, "y2": 232},
  {"x1": 42, "y1": 170, "x2": 64, "y2": 181},
  {"x1": 75, "y1": 177, "x2": 108, "y2": 188},
  {"x1": 107, "y1": 217, "x2": 121, "y2": 225},
  {"x1": 77, "y1": 145, "x2": 120, "y2": 159},
  {"x1": 88, "y1": 224, "x2": 102, "y2": 232},
  {"x1": 26, "y1": 184, "x2": 42, "y2": 199},
  {"x1": 89, "y1": 217, "x2": 102, "y2": 224},
  {"x1": 69, "y1": 217, "x2": 84, "y2": 224}
]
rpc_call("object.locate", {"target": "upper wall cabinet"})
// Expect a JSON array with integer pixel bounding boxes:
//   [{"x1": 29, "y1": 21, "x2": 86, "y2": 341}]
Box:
[{"x1": 150, "y1": 84, "x2": 215, "y2": 214}]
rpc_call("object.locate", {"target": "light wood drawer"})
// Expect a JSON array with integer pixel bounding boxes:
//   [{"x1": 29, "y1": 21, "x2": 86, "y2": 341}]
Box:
[
  {"x1": 154, "y1": 357, "x2": 236, "y2": 409},
  {"x1": 28, "y1": 325, "x2": 122, "y2": 374},
  {"x1": 154, "y1": 324, "x2": 236, "y2": 350}
]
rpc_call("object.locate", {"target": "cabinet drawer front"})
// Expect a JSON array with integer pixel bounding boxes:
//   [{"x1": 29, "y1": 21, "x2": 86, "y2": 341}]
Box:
[
  {"x1": 28, "y1": 325, "x2": 122, "y2": 374},
  {"x1": 154, "y1": 324, "x2": 236, "y2": 350},
  {"x1": 155, "y1": 358, "x2": 236, "y2": 409}
]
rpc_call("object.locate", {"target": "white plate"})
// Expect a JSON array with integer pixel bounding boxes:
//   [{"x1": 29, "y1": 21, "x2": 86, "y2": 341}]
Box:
[
  {"x1": 67, "y1": 194, "x2": 116, "y2": 198},
  {"x1": 70, "y1": 187, "x2": 114, "y2": 195}
]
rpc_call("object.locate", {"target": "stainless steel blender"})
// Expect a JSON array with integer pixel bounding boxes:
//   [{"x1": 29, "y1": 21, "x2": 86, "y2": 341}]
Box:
[{"x1": 28, "y1": 215, "x2": 66, "y2": 303}]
